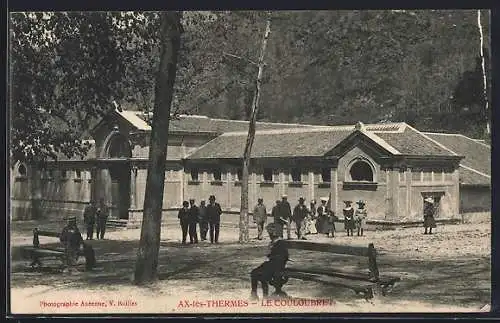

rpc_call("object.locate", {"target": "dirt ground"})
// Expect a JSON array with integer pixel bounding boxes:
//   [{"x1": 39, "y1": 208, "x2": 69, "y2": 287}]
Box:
[{"x1": 9, "y1": 218, "x2": 491, "y2": 314}]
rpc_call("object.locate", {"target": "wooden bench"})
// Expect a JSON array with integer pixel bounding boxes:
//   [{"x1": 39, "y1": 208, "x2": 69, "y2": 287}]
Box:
[
  {"x1": 275, "y1": 240, "x2": 401, "y2": 300},
  {"x1": 21, "y1": 228, "x2": 90, "y2": 270}
]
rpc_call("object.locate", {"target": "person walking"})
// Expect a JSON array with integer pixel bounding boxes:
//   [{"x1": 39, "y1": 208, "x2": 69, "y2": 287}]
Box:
[
  {"x1": 253, "y1": 198, "x2": 267, "y2": 240},
  {"x1": 292, "y1": 197, "x2": 309, "y2": 240},
  {"x1": 199, "y1": 200, "x2": 209, "y2": 241},
  {"x1": 279, "y1": 195, "x2": 292, "y2": 240},
  {"x1": 423, "y1": 197, "x2": 437, "y2": 234},
  {"x1": 271, "y1": 200, "x2": 284, "y2": 238},
  {"x1": 96, "y1": 198, "x2": 110, "y2": 240},
  {"x1": 207, "y1": 195, "x2": 222, "y2": 243},
  {"x1": 307, "y1": 200, "x2": 318, "y2": 235},
  {"x1": 355, "y1": 200, "x2": 367, "y2": 236},
  {"x1": 83, "y1": 200, "x2": 97, "y2": 240},
  {"x1": 317, "y1": 197, "x2": 328, "y2": 235},
  {"x1": 188, "y1": 198, "x2": 199, "y2": 244},
  {"x1": 343, "y1": 200, "x2": 355, "y2": 236},
  {"x1": 178, "y1": 201, "x2": 190, "y2": 244}
]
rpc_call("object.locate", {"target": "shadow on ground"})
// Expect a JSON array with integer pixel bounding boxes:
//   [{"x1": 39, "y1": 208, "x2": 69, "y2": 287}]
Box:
[{"x1": 10, "y1": 235, "x2": 490, "y2": 309}]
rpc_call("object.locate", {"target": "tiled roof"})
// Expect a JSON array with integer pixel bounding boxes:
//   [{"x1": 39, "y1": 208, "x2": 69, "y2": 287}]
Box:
[
  {"x1": 374, "y1": 126, "x2": 457, "y2": 156},
  {"x1": 424, "y1": 132, "x2": 491, "y2": 186},
  {"x1": 131, "y1": 145, "x2": 185, "y2": 160},
  {"x1": 186, "y1": 127, "x2": 353, "y2": 159},
  {"x1": 185, "y1": 123, "x2": 458, "y2": 160}
]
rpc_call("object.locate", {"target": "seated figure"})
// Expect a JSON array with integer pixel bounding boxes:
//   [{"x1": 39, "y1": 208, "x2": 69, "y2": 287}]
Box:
[{"x1": 250, "y1": 223, "x2": 290, "y2": 300}]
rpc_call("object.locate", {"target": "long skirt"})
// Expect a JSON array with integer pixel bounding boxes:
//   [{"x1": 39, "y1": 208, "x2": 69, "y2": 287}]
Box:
[
  {"x1": 308, "y1": 218, "x2": 318, "y2": 234},
  {"x1": 424, "y1": 216, "x2": 436, "y2": 228}
]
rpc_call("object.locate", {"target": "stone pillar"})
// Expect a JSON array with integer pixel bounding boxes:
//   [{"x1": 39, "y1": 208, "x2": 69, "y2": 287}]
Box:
[
  {"x1": 388, "y1": 168, "x2": 400, "y2": 220},
  {"x1": 330, "y1": 168, "x2": 339, "y2": 216},
  {"x1": 279, "y1": 170, "x2": 286, "y2": 197},
  {"x1": 130, "y1": 166, "x2": 137, "y2": 209},
  {"x1": 452, "y1": 168, "x2": 460, "y2": 217},
  {"x1": 405, "y1": 168, "x2": 412, "y2": 220},
  {"x1": 202, "y1": 171, "x2": 208, "y2": 199},
  {"x1": 179, "y1": 168, "x2": 184, "y2": 207},
  {"x1": 309, "y1": 171, "x2": 315, "y2": 202},
  {"x1": 227, "y1": 171, "x2": 232, "y2": 210},
  {"x1": 251, "y1": 172, "x2": 257, "y2": 210}
]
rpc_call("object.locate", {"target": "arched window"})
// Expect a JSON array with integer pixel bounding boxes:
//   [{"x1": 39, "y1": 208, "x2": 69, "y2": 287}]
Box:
[
  {"x1": 18, "y1": 164, "x2": 27, "y2": 176},
  {"x1": 349, "y1": 160, "x2": 373, "y2": 182}
]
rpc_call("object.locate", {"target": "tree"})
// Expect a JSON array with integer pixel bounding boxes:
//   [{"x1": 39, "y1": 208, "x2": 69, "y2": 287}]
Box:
[
  {"x1": 239, "y1": 12, "x2": 272, "y2": 243},
  {"x1": 9, "y1": 12, "x2": 132, "y2": 165},
  {"x1": 134, "y1": 11, "x2": 182, "y2": 284}
]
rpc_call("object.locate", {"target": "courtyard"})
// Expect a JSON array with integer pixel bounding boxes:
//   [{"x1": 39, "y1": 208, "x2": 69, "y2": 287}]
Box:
[{"x1": 10, "y1": 215, "x2": 491, "y2": 314}]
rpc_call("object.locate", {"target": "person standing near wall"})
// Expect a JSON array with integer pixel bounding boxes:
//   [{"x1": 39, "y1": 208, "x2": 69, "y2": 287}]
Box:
[
  {"x1": 96, "y1": 198, "x2": 110, "y2": 240},
  {"x1": 355, "y1": 200, "x2": 367, "y2": 237},
  {"x1": 60, "y1": 216, "x2": 84, "y2": 272},
  {"x1": 423, "y1": 197, "x2": 437, "y2": 234},
  {"x1": 178, "y1": 201, "x2": 190, "y2": 244},
  {"x1": 199, "y1": 200, "x2": 208, "y2": 241},
  {"x1": 253, "y1": 198, "x2": 267, "y2": 240},
  {"x1": 207, "y1": 195, "x2": 222, "y2": 244},
  {"x1": 292, "y1": 197, "x2": 309, "y2": 240},
  {"x1": 83, "y1": 200, "x2": 97, "y2": 240},
  {"x1": 271, "y1": 200, "x2": 283, "y2": 238},
  {"x1": 343, "y1": 200, "x2": 355, "y2": 237},
  {"x1": 188, "y1": 198, "x2": 199, "y2": 244},
  {"x1": 306, "y1": 200, "x2": 317, "y2": 235},
  {"x1": 317, "y1": 197, "x2": 328, "y2": 235}
]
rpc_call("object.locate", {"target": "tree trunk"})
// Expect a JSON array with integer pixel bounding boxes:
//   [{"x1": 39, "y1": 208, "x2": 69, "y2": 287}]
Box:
[
  {"x1": 134, "y1": 12, "x2": 182, "y2": 284},
  {"x1": 239, "y1": 13, "x2": 271, "y2": 243}
]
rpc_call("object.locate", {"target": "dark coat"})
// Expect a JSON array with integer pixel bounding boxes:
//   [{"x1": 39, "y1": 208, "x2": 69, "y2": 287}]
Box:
[
  {"x1": 279, "y1": 201, "x2": 292, "y2": 220},
  {"x1": 423, "y1": 203, "x2": 436, "y2": 228},
  {"x1": 267, "y1": 238, "x2": 289, "y2": 268},
  {"x1": 60, "y1": 225, "x2": 84, "y2": 250},
  {"x1": 188, "y1": 205, "x2": 200, "y2": 224},
  {"x1": 83, "y1": 205, "x2": 96, "y2": 226},
  {"x1": 343, "y1": 207, "x2": 355, "y2": 230},
  {"x1": 199, "y1": 205, "x2": 208, "y2": 223},
  {"x1": 206, "y1": 202, "x2": 222, "y2": 224},
  {"x1": 178, "y1": 208, "x2": 190, "y2": 225},
  {"x1": 293, "y1": 204, "x2": 309, "y2": 222}
]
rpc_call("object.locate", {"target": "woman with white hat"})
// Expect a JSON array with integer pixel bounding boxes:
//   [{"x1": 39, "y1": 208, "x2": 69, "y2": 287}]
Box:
[{"x1": 423, "y1": 197, "x2": 437, "y2": 234}]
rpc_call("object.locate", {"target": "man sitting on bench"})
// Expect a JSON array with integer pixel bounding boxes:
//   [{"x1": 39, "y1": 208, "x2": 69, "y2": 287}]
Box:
[
  {"x1": 250, "y1": 223, "x2": 290, "y2": 300},
  {"x1": 60, "y1": 216, "x2": 84, "y2": 272}
]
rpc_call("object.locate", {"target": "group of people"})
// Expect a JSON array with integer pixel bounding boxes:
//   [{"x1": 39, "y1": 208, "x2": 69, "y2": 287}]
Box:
[
  {"x1": 253, "y1": 195, "x2": 369, "y2": 241},
  {"x1": 58, "y1": 216, "x2": 96, "y2": 272},
  {"x1": 82, "y1": 198, "x2": 110, "y2": 240},
  {"x1": 177, "y1": 195, "x2": 223, "y2": 244}
]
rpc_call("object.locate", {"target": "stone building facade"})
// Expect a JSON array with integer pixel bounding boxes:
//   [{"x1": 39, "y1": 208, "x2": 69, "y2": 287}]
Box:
[{"x1": 10, "y1": 108, "x2": 490, "y2": 226}]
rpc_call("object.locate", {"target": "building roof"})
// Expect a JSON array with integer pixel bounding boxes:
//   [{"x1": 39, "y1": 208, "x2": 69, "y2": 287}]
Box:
[
  {"x1": 185, "y1": 122, "x2": 459, "y2": 160},
  {"x1": 423, "y1": 132, "x2": 490, "y2": 186}
]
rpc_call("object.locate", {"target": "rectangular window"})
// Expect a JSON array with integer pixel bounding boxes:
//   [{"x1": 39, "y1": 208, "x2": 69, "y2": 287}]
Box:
[
  {"x1": 291, "y1": 168, "x2": 302, "y2": 182},
  {"x1": 190, "y1": 168, "x2": 199, "y2": 181},
  {"x1": 321, "y1": 168, "x2": 331, "y2": 183},
  {"x1": 237, "y1": 168, "x2": 243, "y2": 181},
  {"x1": 213, "y1": 169, "x2": 222, "y2": 181},
  {"x1": 263, "y1": 168, "x2": 273, "y2": 182}
]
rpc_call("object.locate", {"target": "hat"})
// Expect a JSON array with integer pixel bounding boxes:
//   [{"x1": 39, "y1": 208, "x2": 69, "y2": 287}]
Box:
[
  {"x1": 424, "y1": 197, "x2": 434, "y2": 204},
  {"x1": 356, "y1": 200, "x2": 366, "y2": 205},
  {"x1": 344, "y1": 200, "x2": 352, "y2": 205},
  {"x1": 299, "y1": 197, "x2": 305, "y2": 201},
  {"x1": 258, "y1": 197, "x2": 263, "y2": 201},
  {"x1": 66, "y1": 216, "x2": 77, "y2": 222},
  {"x1": 189, "y1": 198, "x2": 195, "y2": 202},
  {"x1": 320, "y1": 197, "x2": 328, "y2": 202},
  {"x1": 209, "y1": 195, "x2": 216, "y2": 200},
  {"x1": 182, "y1": 201, "x2": 189, "y2": 207},
  {"x1": 282, "y1": 194, "x2": 288, "y2": 199}
]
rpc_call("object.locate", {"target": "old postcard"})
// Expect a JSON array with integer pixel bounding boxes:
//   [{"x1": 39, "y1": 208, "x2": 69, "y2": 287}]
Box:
[{"x1": 8, "y1": 9, "x2": 491, "y2": 315}]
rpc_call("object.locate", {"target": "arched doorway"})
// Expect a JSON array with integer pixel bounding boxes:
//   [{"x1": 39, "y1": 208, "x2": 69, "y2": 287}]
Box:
[{"x1": 103, "y1": 132, "x2": 132, "y2": 220}]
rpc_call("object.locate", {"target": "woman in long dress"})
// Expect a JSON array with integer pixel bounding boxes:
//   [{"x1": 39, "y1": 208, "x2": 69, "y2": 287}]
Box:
[
  {"x1": 355, "y1": 200, "x2": 367, "y2": 237},
  {"x1": 307, "y1": 200, "x2": 318, "y2": 234},
  {"x1": 423, "y1": 197, "x2": 436, "y2": 234}
]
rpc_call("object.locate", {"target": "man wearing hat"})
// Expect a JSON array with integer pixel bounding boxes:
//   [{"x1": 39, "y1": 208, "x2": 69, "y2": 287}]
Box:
[
  {"x1": 423, "y1": 197, "x2": 437, "y2": 234},
  {"x1": 355, "y1": 200, "x2": 367, "y2": 236},
  {"x1": 271, "y1": 200, "x2": 284, "y2": 238},
  {"x1": 317, "y1": 197, "x2": 329, "y2": 234},
  {"x1": 188, "y1": 198, "x2": 199, "y2": 244},
  {"x1": 343, "y1": 200, "x2": 355, "y2": 236},
  {"x1": 292, "y1": 197, "x2": 309, "y2": 240},
  {"x1": 206, "y1": 195, "x2": 223, "y2": 243},
  {"x1": 60, "y1": 216, "x2": 84, "y2": 271},
  {"x1": 278, "y1": 195, "x2": 292, "y2": 240},
  {"x1": 250, "y1": 222, "x2": 290, "y2": 300},
  {"x1": 253, "y1": 198, "x2": 267, "y2": 240},
  {"x1": 178, "y1": 201, "x2": 190, "y2": 244},
  {"x1": 198, "y1": 199, "x2": 209, "y2": 241}
]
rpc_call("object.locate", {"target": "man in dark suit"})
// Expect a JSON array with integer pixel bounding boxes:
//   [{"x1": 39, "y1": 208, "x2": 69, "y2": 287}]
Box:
[
  {"x1": 178, "y1": 201, "x2": 190, "y2": 244},
  {"x1": 188, "y1": 198, "x2": 199, "y2": 244},
  {"x1": 83, "y1": 200, "x2": 97, "y2": 240},
  {"x1": 206, "y1": 195, "x2": 222, "y2": 243},
  {"x1": 60, "y1": 216, "x2": 84, "y2": 272},
  {"x1": 250, "y1": 222, "x2": 290, "y2": 300}
]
